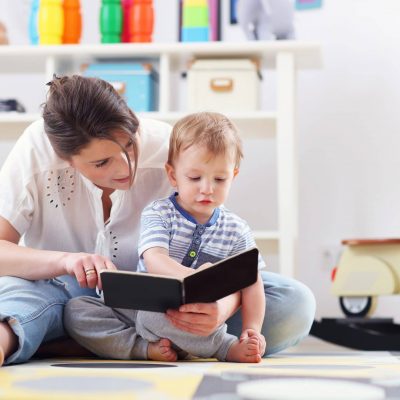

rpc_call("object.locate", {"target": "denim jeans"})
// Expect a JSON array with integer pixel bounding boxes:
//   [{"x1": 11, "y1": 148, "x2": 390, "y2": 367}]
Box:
[
  {"x1": 0, "y1": 274, "x2": 96, "y2": 365},
  {"x1": 0, "y1": 270, "x2": 315, "y2": 365}
]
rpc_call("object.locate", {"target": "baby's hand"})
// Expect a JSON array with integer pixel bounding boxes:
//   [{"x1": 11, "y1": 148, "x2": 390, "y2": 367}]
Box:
[
  {"x1": 195, "y1": 262, "x2": 213, "y2": 272},
  {"x1": 240, "y1": 329, "x2": 266, "y2": 356}
]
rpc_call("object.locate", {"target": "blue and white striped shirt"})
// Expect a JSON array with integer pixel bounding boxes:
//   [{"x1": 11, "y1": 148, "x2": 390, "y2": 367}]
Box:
[{"x1": 137, "y1": 194, "x2": 266, "y2": 272}]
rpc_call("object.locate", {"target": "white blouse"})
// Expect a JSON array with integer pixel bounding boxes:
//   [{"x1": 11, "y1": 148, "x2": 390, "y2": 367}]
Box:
[{"x1": 0, "y1": 118, "x2": 173, "y2": 271}]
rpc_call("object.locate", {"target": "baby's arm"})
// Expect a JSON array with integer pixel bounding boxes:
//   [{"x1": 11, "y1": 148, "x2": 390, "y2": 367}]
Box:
[
  {"x1": 240, "y1": 272, "x2": 266, "y2": 353},
  {"x1": 142, "y1": 247, "x2": 193, "y2": 279}
]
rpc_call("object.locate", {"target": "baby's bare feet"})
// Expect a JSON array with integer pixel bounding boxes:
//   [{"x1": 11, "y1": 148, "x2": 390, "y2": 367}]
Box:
[
  {"x1": 226, "y1": 336, "x2": 262, "y2": 363},
  {"x1": 147, "y1": 338, "x2": 177, "y2": 362}
]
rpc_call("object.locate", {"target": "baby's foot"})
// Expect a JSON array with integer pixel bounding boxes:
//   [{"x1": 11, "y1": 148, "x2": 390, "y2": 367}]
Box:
[
  {"x1": 0, "y1": 345, "x2": 4, "y2": 367},
  {"x1": 226, "y1": 337, "x2": 262, "y2": 363},
  {"x1": 147, "y1": 338, "x2": 177, "y2": 362}
]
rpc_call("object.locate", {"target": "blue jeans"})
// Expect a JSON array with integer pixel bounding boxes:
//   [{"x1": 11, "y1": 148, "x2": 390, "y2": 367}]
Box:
[
  {"x1": 0, "y1": 271, "x2": 315, "y2": 365},
  {"x1": 0, "y1": 274, "x2": 96, "y2": 365}
]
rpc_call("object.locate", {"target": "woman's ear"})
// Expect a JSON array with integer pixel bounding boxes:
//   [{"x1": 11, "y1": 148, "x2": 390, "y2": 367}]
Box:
[
  {"x1": 165, "y1": 163, "x2": 177, "y2": 187},
  {"x1": 233, "y1": 168, "x2": 239, "y2": 178}
]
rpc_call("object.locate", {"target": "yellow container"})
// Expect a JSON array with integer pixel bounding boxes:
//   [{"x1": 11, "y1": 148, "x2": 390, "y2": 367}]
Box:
[{"x1": 39, "y1": 0, "x2": 64, "y2": 44}]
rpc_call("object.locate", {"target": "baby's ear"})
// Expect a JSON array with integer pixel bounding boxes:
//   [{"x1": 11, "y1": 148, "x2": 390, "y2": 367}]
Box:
[
  {"x1": 233, "y1": 168, "x2": 240, "y2": 177},
  {"x1": 165, "y1": 163, "x2": 177, "y2": 186}
]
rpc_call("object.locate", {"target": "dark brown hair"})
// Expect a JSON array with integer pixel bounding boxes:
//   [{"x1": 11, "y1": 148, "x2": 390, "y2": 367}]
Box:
[
  {"x1": 43, "y1": 75, "x2": 139, "y2": 183},
  {"x1": 168, "y1": 112, "x2": 243, "y2": 168}
]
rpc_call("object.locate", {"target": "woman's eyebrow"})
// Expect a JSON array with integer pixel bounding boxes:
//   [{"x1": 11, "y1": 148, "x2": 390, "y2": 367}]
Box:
[{"x1": 89, "y1": 157, "x2": 110, "y2": 164}]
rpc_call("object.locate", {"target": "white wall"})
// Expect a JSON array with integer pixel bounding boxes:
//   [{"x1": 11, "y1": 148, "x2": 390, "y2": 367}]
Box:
[
  {"x1": 2, "y1": 0, "x2": 400, "y2": 320},
  {"x1": 295, "y1": 0, "x2": 400, "y2": 319}
]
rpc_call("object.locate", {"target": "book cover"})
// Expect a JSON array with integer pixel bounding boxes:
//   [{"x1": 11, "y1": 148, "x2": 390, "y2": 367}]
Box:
[{"x1": 101, "y1": 247, "x2": 259, "y2": 312}]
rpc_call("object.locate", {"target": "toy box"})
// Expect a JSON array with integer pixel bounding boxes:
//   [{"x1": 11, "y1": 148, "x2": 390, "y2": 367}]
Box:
[
  {"x1": 83, "y1": 62, "x2": 157, "y2": 112},
  {"x1": 187, "y1": 58, "x2": 260, "y2": 112}
]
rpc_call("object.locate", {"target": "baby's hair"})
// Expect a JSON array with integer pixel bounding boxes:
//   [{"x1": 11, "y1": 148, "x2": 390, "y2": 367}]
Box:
[{"x1": 168, "y1": 112, "x2": 243, "y2": 168}]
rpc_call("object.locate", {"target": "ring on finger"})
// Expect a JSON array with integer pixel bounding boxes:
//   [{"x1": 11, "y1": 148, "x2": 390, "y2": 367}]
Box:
[{"x1": 84, "y1": 268, "x2": 96, "y2": 276}]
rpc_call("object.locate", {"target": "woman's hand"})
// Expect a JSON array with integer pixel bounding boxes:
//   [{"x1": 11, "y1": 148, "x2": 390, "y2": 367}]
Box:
[
  {"x1": 166, "y1": 301, "x2": 226, "y2": 336},
  {"x1": 62, "y1": 252, "x2": 117, "y2": 290}
]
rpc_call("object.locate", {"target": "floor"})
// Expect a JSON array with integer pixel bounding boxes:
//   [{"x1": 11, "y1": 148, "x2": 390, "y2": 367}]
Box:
[{"x1": 1, "y1": 336, "x2": 400, "y2": 399}]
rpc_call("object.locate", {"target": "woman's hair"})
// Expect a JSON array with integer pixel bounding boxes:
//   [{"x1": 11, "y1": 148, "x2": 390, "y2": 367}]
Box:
[
  {"x1": 168, "y1": 112, "x2": 243, "y2": 168},
  {"x1": 42, "y1": 75, "x2": 139, "y2": 183}
]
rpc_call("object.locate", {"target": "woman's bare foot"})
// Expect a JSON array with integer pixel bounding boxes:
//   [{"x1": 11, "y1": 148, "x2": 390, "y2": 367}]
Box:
[
  {"x1": 147, "y1": 338, "x2": 177, "y2": 362},
  {"x1": 226, "y1": 337, "x2": 262, "y2": 363},
  {"x1": 0, "y1": 345, "x2": 4, "y2": 367}
]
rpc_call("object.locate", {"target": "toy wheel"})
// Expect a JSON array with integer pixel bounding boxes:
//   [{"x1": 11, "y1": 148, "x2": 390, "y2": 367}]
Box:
[{"x1": 339, "y1": 296, "x2": 377, "y2": 317}]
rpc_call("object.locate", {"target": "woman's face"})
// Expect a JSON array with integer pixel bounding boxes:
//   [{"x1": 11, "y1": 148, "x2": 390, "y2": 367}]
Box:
[{"x1": 69, "y1": 132, "x2": 136, "y2": 191}]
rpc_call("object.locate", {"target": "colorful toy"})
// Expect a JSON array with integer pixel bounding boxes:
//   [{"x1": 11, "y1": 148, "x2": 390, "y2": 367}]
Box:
[
  {"x1": 331, "y1": 238, "x2": 400, "y2": 317},
  {"x1": 29, "y1": 0, "x2": 40, "y2": 45},
  {"x1": 130, "y1": 0, "x2": 154, "y2": 42},
  {"x1": 100, "y1": 0, "x2": 122, "y2": 43},
  {"x1": 181, "y1": 0, "x2": 209, "y2": 42},
  {"x1": 121, "y1": 0, "x2": 134, "y2": 42},
  {"x1": 38, "y1": 0, "x2": 64, "y2": 44},
  {"x1": 63, "y1": 0, "x2": 82, "y2": 44}
]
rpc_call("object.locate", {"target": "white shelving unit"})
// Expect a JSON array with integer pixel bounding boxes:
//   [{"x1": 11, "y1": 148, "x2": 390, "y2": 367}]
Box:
[{"x1": 0, "y1": 42, "x2": 321, "y2": 277}]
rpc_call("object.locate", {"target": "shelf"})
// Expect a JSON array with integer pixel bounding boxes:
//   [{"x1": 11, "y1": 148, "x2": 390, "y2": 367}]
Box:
[
  {"x1": 253, "y1": 230, "x2": 280, "y2": 241},
  {"x1": 0, "y1": 111, "x2": 277, "y2": 139},
  {"x1": 0, "y1": 42, "x2": 322, "y2": 74}
]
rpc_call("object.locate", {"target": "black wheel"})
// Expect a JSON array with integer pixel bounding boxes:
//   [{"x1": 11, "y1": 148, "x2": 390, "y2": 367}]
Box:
[{"x1": 339, "y1": 296, "x2": 376, "y2": 317}]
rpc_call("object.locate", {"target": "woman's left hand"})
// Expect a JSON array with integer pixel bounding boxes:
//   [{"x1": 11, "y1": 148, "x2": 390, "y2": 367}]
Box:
[{"x1": 166, "y1": 301, "x2": 225, "y2": 336}]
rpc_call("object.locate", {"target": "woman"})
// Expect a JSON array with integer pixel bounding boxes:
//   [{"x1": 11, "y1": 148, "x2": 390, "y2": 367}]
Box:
[{"x1": 0, "y1": 75, "x2": 315, "y2": 366}]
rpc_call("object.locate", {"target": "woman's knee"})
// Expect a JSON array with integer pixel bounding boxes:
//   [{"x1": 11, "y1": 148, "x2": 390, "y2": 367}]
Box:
[
  {"x1": 264, "y1": 277, "x2": 316, "y2": 355},
  {"x1": 287, "y1": 279, "x2": 316, "y2": 333}
]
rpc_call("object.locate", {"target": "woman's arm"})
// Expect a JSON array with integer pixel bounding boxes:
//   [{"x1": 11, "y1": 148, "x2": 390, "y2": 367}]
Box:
[{"x1": 0, "y1": 216, "x2": 116, "y2": 288}]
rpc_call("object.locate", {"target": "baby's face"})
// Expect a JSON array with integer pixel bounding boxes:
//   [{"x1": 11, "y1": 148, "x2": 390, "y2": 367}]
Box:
[{"x1": 166, "y1": 145, "x2": 238, "y2": 224}]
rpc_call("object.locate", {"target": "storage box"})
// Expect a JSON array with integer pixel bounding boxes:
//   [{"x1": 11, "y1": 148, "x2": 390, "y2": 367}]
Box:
[
  {"x1": 83, "y1": 62, "x2": 157, "y2": 112},
  {"x1": 187, "y1": 59, "x2": 259, "y2": 112}
]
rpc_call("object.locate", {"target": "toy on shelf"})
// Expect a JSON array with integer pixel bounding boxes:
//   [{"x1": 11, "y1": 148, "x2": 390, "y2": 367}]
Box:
[
  {"x1": 29, "y1": 0, "x2": 40, "y2": 45},
  {"x1": 38, "y1": 0, "x2": 64, "y2": 44},
  {"x1": 331, "y1": 238, "x2": 400, "y2": 317},
  {"x1": 0, "y1": 99, "x2": 26, "y2": 112},
  {"x1": 100, "y1": 0, "x2": 122, "y2": 43},
  {"x1": 236, "y1": 0, "x2": 295, "y2": 40},
  {"x1": 130, "y1": 0, "x2": 154, "y2": 42},
  {"x1": 0, "y1": 22, "x2": 8, "y2": 45},
  {"x1": 121, "y1": 0, "x2": 133, "y2": 42},
  {"x1": 0, "y1": 21, "x2": 8, "y2": 45},
  {"x1": 63, "y1": 0, "x2": 82, "y2": 44},
  {"x1": 181, "y1": 0, "x2": 209, "y2": 42}
]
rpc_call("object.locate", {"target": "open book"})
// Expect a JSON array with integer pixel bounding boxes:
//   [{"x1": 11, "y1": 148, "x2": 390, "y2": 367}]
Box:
[{"x1": 101, "y1": 247, "x2": 259, "y2": 312}]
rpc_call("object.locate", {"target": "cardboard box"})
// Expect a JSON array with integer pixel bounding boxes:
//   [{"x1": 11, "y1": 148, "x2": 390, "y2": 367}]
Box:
[
  {"x1": 187, "y1": 58, "x2": 259, "y2": 112},
  {"x1": 83, "y1": 62, "x2": 157, "y2": 112}
]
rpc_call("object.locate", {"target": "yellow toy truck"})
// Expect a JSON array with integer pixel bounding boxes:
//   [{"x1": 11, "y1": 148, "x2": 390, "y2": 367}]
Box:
[{"x1": 331, "y1": 238, "x2": 400, "y2": 317}]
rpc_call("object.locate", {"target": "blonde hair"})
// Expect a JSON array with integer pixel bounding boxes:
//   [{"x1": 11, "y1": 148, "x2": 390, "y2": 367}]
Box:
[{"x1": 168, "y1": 112, "x2": 243, "y2": 168}]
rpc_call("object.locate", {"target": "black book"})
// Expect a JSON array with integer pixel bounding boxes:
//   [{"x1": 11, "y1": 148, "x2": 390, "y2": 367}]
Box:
[{"x1": 101, "y1": 247, "x2": 259, "y2": 313}]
